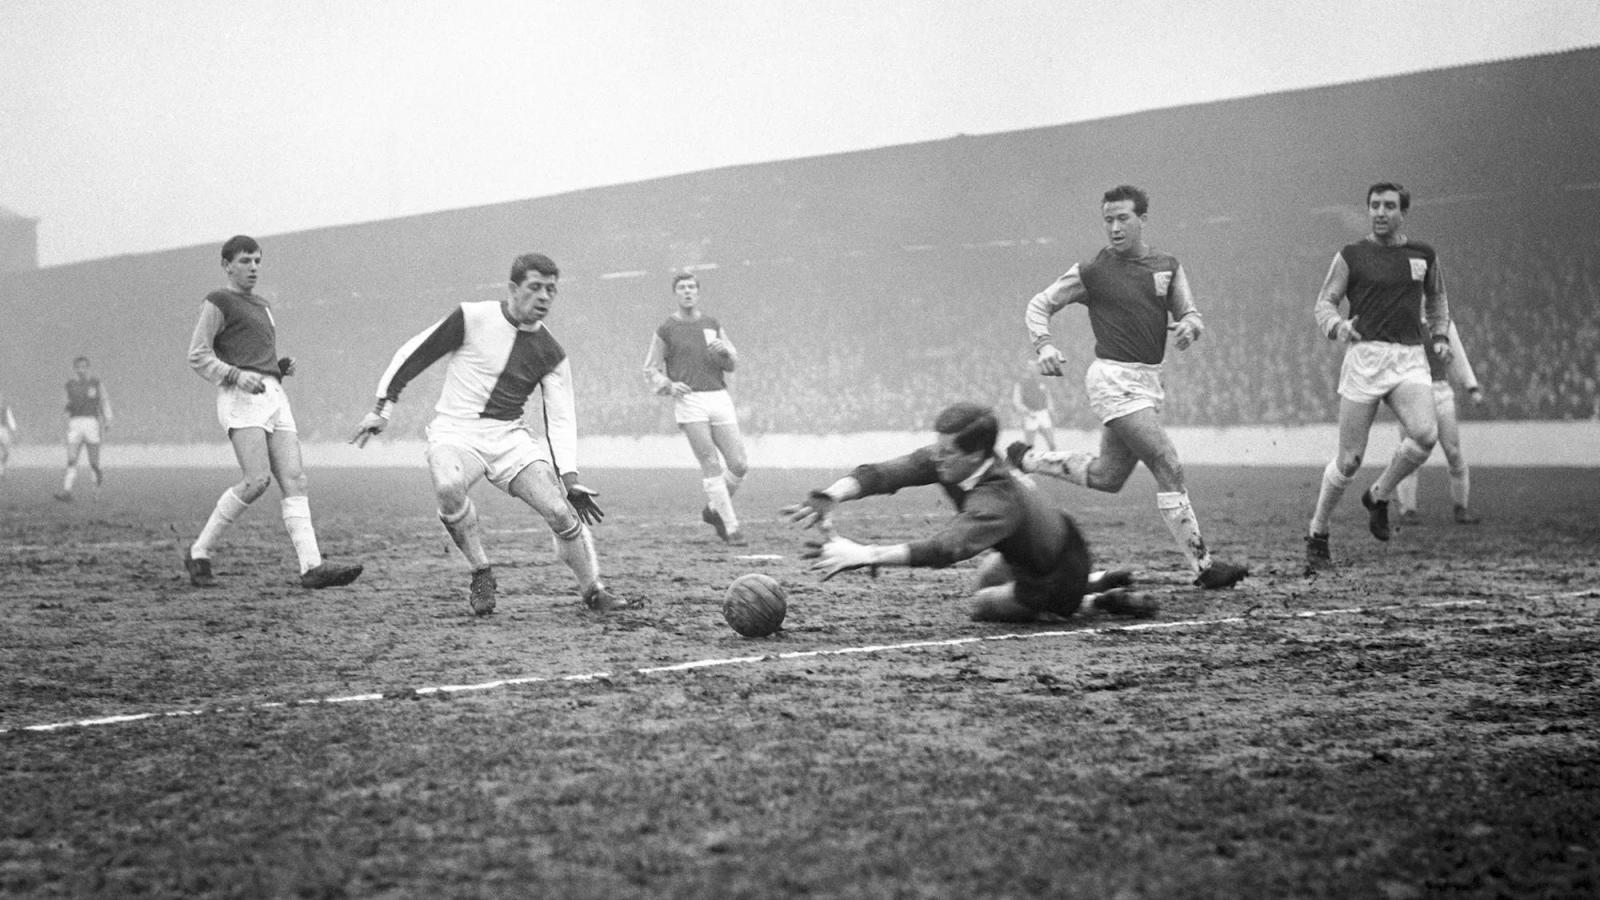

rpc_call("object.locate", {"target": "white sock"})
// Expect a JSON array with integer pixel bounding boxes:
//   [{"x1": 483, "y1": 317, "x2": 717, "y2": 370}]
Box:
[
  {"x1": 1449, "y1": 464, "x2": 1470, "y2": 509},
  {"x1": 440, "y1": 499, "x2": 489, "y2": 570},
  {"x1": 704, "y1": 476, "x2": 739, "y2": 531},
  {"x1": 1028, "y1": 449, "x2": 1093, "y2": 486},
  {"x1": 1157, "y1": 491, "x2": 1212, "y2": 574},
  {"x1": 194, "y1": 488, "x2": 251, "y2": 558},
  {"x1": 553, "y1": 521, "x2": 600, "y2": 594},
  {"x1": 1309, "y1": 460, "x2": 1351, "y2": 536},
  {"x1": 1371, "y1": 438, "x2": 1432, "y2": 501},
  {"x1": 1393, "y1": 472, "x2": 1419, "y2": 514},
  {"x1": 63, "y1": 467, "x2": 78, "y2": 491},
  {"x1": 281, "y1": 495, "x2": 322, "y2": 574},
  {"x1": 723, "y1": 470, "x2": 744, "y2": 497}
]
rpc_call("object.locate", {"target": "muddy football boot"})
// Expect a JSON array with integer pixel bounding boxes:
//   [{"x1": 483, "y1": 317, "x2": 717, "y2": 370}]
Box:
[
  {"x1": 1361, "y1": 488, "x2": 1391, "y2": 541},
  {"x1": 468, "y1": 566, "x2": 497, "y2": 617},
  {"x1": 1453, "y1": 505, "x2": 1481, "y2": 525},
  {"x1": 1195, "y1": 560, "x2": 1249, "y2": 589},
  {"x1": 300, "y1": 560, "x2": 364, "y2": 589},
  {"x1": 701, "y1": 506, "x2": 729, "y2": 541},
  {"x1": 184, "y1": 547, "x2": 219, "y2": 588},
  {"x1": 583, "y1": 584, "x2": 635, "y2": 612},
  {"x1": 1092, "y1": 588, "x2": 1160, "y2": 619},
  {"x1": 1305, "y1": 533, "x2": 1332, "y2": 573}
]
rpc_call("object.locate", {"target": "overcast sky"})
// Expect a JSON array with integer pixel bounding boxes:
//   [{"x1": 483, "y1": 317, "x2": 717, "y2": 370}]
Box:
[{"x1": 3, "y1": 0, "x2": 1598, "y2": 267}]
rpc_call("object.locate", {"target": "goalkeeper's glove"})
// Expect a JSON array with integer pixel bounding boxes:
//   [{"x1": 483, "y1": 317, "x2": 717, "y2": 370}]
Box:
[
  {"x1": 278, "y1": 356, "x2": 297, "y2": 377},
  {"x1": 561, "y1": 472, "x2": 605, "y2": 526}
]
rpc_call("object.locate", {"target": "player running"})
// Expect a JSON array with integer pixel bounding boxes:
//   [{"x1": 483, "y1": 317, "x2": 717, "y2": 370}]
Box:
[
  {"x1": 783, "y1": 403, "x2": 1152, "y2": 623},
  {"x1": 0, "y1": 389, "x2": 16, "y2": 488},
  {"x1": 642, "y1": 273, "x2": 750, "y2": 546},
  {"x1": 1011, "y1": 184, "x2": 1248, "y2": 590},
  {"x1": 1394, "y1": 320, "x2": 1484, "y2": 525},
  {"x1": 350, "y1": 252, "x2": 635, "y2": 617},
  {"x1": 183, "y1": 235, "x2": 364, "y2": 590},
  {"x1": 54, "y1": 356, "x2": 112, "y2": 501},
  {"x1": 1305, "y1": 182, "x2": 1452, "y2": 569}
]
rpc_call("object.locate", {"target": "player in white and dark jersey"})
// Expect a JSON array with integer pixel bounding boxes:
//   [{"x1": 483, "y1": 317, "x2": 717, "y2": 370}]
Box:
[
  {"x1": 183, "y1": 235, "x2": 363, "y2": 591},
  {"x1": 642, "y1": 273, "x2": 750, "y2": 545},
  {"x1": 1393, "y1": 320, "x2": 1483, "y2": 525},
  {"x1": 1011, "y1": 362, "x2": 1058, "y2": 451},
  {"x1": 1013, "y1": 185, "x2": 1248, "y2": 590},
  {"x1": 53, "y1": 356, "x2": 112, "y2": 501},
  {"x1": 1305, "y1": 182, "x2": 1452, "y2": 569},
  {"x1": 350, "y1": 252, "x2": 634, "y2": 617}
]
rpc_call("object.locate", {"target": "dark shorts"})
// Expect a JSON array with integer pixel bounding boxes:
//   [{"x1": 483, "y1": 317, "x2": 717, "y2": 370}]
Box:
[{"x1": 1011, "y1": 513, "x2": 1092, "y2": 618}]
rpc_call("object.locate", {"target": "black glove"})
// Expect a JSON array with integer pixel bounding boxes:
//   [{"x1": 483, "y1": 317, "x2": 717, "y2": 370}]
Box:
[
  {"x1": 1005, "y1": 441, "x2": 1031, "y2": 470},
  {"x1": 278, "y1": 356, "x2": 296, "y2": 377},
  {"x1": 562, "y1": 475, "x2": 604, "y2": 526}
]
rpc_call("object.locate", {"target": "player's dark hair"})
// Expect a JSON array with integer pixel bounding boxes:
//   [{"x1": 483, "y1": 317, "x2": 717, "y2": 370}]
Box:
[
  {"x1": 221, "y1": 235, "x2": 259, "y2": 262},
  {"x1": 73, "y1": 356, "x2": 89, "y2": 366},
  {"x1": 510, "y1": 253, "x2": 560, "y2": 285},
  {"x1": 1102, "y1": 184, "x2": 1149, "y2": 216},
  {"x1": 672, "y1": 273, "x2": 698, "y2": 289},
  {"x1": 1367, "y1": 181, "x2": 1410, "y2": 211},
  {"x1": 934, "y1": 403, "x2": 999, "y2": 455}
]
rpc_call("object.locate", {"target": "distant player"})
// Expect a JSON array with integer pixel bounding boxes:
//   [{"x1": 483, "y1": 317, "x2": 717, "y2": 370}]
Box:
[
  {"x1": 183, "y1": 235, "x2": 363, "y2": 590},
  {"x1": 54, "y1": 356, "x2": 112, "y2": 502},
  {"x1": 1012, "y1": 184, "x2": 1248, "y2": 590},
  {"x1": 1305, "y1": 182, "x2": 1452, "y2": 569},
  {"x1": 642, "y1": 273, "x2": 750, "y2": 546},
  {"x1": 782, "y1": 402, "x2": 1152, "y2": 623},
  {"x1": 1394, "y1": 320, "x2": 1484, "y2": 525},
  {"x1": 1012, "y1": 363, "x2": 1058, "y2": 450},
  {"x1": 350, "y1": 251, "x2": 635, "y2": 617},
  {"x1": 0, "y1": 389, "x2": 16, "y2": 486}
]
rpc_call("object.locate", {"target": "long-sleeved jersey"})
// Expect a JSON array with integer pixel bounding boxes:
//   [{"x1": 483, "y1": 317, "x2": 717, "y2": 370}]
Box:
[
  {"x1": 849, "y1": 448, "x2": 1077, "y2": 575},
  {"x1": 1313, "y1": 237, "x2": 1449, "y2": 345},
  {"x1": 1026, "y1": 246, "x2": 1200, "y2": 366},
  {"x1": 188, "y1": 288, "x2": 282, "y2": 386},
  {"x1": 375, "y1": 300, "x2": 579, "y2": 473}
]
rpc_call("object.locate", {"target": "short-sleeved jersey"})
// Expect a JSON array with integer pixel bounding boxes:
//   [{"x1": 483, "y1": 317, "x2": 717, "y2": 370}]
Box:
[
  {"x1": 656, "y1": 316, "x2": 727, "y2": 392},
  {"x1": 849, "y1": 449, "x2": 1077, "y2": 576},
  {"x1": 1028, "y1": 247, "x2": 1191, "y2": 365},
  {"x1": 65, "y1": 377, "x2": 107, "y2": 417},
  {"x1": 375, "y1": 300, "x2": 579, "y2": 471},
  {"x1": 202, "y1": 289, "x2": 281, "y2": 375},
  {"x1": 1340, "y1": 239, "x2": 1441, "y2": 346}
]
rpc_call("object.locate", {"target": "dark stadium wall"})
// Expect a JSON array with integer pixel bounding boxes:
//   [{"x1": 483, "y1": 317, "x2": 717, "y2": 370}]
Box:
[{"x1": 1, "y1": 48, "x2": 1597, "y2": 442}]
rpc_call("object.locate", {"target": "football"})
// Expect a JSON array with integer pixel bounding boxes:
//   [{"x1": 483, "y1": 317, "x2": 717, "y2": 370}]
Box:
[{"x1": 723, "y1": 573, "x2": 787, "y2": 637}]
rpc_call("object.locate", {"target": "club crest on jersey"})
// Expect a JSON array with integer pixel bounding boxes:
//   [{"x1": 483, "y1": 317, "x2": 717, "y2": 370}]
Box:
[
  {"x1": 1152, "y1": 271, "x2": 1174, "y2": 296},
  {"x1": 1409, "y1": 258, "x2": 1428, "y2": 281}
]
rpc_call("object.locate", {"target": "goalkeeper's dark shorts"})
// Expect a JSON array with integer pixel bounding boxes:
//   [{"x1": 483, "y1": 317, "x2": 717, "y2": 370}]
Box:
[{"x1": 1011, "y1": 513, "x2": 1092, "y2": 618}]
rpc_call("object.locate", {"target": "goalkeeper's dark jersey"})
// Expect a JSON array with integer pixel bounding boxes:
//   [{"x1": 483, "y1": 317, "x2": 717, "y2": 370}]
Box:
[{"x1": 849, "y1": 448, "x2": 1078, "y2": 576}]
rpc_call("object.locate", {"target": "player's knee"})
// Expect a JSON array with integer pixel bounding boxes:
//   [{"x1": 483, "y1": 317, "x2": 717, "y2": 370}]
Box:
[
  {"x1": 1336, "y1": 452, "x2": 1363, "y2": 476},
  {"x1": 237, "y1": 474, "x2": 272, "y2": 502},
  {"x1": 1410, "y1": 427, "x2": 1438, "y2": 450}
]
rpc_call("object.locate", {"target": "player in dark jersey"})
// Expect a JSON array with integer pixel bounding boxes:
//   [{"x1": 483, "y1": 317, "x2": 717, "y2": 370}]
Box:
[
  {"x1": 183, "y1": 235, "x2": 363, "y2": 590},
  {"x1": 1013, "y1": 185, "x2": 1248, "y2": 590},
  {"x1": 642, "y1": 273, "x2": 750, "y2": 545},
  {"x1": 1393, "y1": 320, "x2": 1483, "y2": 525},
  {"x1": 1011, "y1": 362, "x2": 1058, "y2": 451},
  {"x1": 350, "y1": 252, "x2": 635, "y2": 617},
  {"x1": 53, "y1": 356, "x2": 112, "y2": 502},
  {"x1": 1306, "y1": 183, "x2": 1452, "y2": 569},
  {"x1": 782, "y1": 403, "x2": 1152, "y2": 622}
]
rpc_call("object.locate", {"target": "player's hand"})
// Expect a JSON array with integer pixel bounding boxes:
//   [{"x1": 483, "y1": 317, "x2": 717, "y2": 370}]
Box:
[
  {"x1": 1169, "y1": 315, "x2": 1204, "y2": 350},
  {"x1": 349, "y1": 412, "x2": 387, "y2": 448},
  {"x1": 1430, "y1": 334, "x2": 1453, "y2": 366},
  {"x1": 781, "y1": 490, "x2": 838, "y2": 530},
  {"x1": 236, "y1": 370, "x2": 267, "y2": 394},
  {"x1": 278, "y1": 356, "x2": 297, "y2": 377},
  {"x1": 561, "y1": 473, "x2": 605, "y2": 526},
  {"x1": 706, "y1": 338, "x2": 729, "y2": 356},
  {"x1": 669, "y1": 381, "x2": 694, "y2": 398},
  {"x1": 1467, "y1": 385, "x2": 1485, "y2": 406},
  {"x1": 801, "y1": 535, "x2": 877, "y2": 581},
  {"x1": 1036, "y1": 345, "x2": 1066, "y2": 377},
  {"x1": 1332, "y1": 315, "x2": 1363, "y2": 343}
]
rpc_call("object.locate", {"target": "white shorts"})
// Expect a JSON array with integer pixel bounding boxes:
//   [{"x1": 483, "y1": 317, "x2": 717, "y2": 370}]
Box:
[
  {"x1": 216, "y1": 377, "x2": 297, "y2": 433},
  {"x1": 1338, "y1": 343, "x2": 1430, "y2": 403},
  {"x1": 427, "y1": 415, "x2": 547, "y2": 491},
  {"x1": 674, "y1": 389, "x2": 739, "y2": 426},
  {"x1": 0, "y1": 426, "x2": 12, "y2": 454},
  {"x1": 66, "y1": 416, "x2": 103, "y2": 446},
  {"x1": 1021, "y1": 409, "x2": 1054, "y2": 432},
  {"x1": 1085, "y1": 358, "x2": 1164, "y2": 424}
]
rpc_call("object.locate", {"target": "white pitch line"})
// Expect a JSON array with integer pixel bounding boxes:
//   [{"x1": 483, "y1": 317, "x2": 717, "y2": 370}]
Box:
[{"x1": 0, "y1": 596, "x2": 1536, "y2": 736}]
